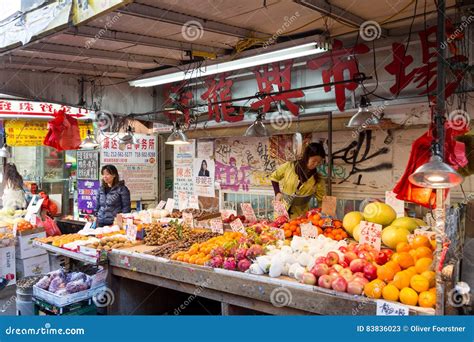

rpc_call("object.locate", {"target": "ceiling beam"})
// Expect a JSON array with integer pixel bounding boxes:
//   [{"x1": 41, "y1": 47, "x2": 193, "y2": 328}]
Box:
[
  {"x1": 0, "y1": 56, "x2": 141, "y2": 75},
  {"x1": 117, "y1": 3, "x2": 267, "y2": 39},
  {"x1": 21, "y1": 42, "x2": 180, "y2": 67},
  {"x1": 295, "y1": 0, "x2": 389, "y2": 36},
  {"x1": 66, "y1": 26, "x2": 229, "y2": 55}
]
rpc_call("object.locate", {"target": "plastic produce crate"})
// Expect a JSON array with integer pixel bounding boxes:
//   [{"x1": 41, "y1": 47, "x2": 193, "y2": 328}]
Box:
[
  {"x1": 33, "y1": 297, "x2": 97, "y2": 315},
  {"x1": 33, "y1": 285, "x2": 107, "y2": 307}
]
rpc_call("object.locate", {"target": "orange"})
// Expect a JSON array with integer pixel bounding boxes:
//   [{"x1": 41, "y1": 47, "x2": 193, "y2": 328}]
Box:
[
  {"x1": 385, "y1": 261, "x2": 402, "y2": 273},
  {"x1": 391, "y1": 271, "x2": 411, "y2": 290},
  {"x1": 418, "y1": 290, "x2": 436, "y2": 308},
  {"x1": 405, "y1": 266, "x2": 417, "y2": 277},
  {"x1": 396, "y1": 242, "x2": 411, "y2": 253},
  {"x1": 400, "y1": 287, "x2": 419, "y2": 306},
  {"x1": 429, "y1": 287, "x2": 436, "y2": 295},
  {"x1": 412, "y1": 235, "x2": 431, "y2": 249},
  {"x1": 415, "y1": 246, "x2": 433, "y2": 259},
  {"x1": 364, "y1": 279, "x2": 386, "y2": 299},
  {"x1": 430, "y1": 239, "x2": 437, "y2": 250},
  {"x1": 415, "y1": 257, "x2": 434, "y2": 274},
  {"x1": 391, "y1": 253, "x2": 401, "y2": 265},
  {"x1": 398, "y1": 252, "x2": 415, "y2": 269},
  {"x1": 410, "y1": 275, "x2": 430, "y2": 293},
  {"x1": 382, "y1": 284, "x2": 400, "y2": 301},
  {"x1": 377, "y1": 265, "x2": 395, "y2": 282},
  {"x1": 421, "y1": 271, "x2": 436, "y2": 288},
  {"x1": 409, "y1": 249, "x2": 418, "y2": 262}
]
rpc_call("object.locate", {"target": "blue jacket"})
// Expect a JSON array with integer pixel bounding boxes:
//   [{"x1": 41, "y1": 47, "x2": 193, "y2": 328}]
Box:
[{"x1": 95, "y1": 181, "x2": 131, "y2": 227}]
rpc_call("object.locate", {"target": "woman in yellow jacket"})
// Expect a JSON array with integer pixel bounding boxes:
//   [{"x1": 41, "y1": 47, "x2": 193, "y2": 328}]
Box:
[{"x1": 270, "y1": 142, "x2": 326, "y2": 218}]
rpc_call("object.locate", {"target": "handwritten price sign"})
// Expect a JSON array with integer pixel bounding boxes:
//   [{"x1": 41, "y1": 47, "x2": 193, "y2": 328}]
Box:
[
  {"x1": 270, "y1": 227, "x2": 285, "y2": 240},
  {"x1": 376, "y1": 300, "x2": 408, "y2": 316},
  {"x1": 240, "y1": 203, "x2": 257, "y2": 223},
  {"x1": 157, "y1": 200, "x2": 166, "y2": 209},
  {"x1": 165, "y1": 198, "x2": 175, "y2": 213},
  {"x1": 359, "y1": 221, "x2": 382, "y2": 251},
  {"x1": 321, "y1": 196, "x2": 337, "y2": 217},
  {"x1": 229, "y1": 218, "x2": 246, "y2": 234},
  {"x1": 385, "y1": 191, "x2": 405, "y2": 218},
  {"x1": 273, "y1": 200, "x2": 289, "y2": 220},
  {"x1": 210, "y1": 218, "x2": 224, "y2": 234},
  {"x1": 182, "y1": 212, "x2": 194, "y2": 229},
  {"x1": 300, "y1": 223, "x2": 318, "y2": 239}
]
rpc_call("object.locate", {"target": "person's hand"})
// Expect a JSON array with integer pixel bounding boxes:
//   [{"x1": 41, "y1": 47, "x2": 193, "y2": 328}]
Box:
[{"x1": 275, "y1": 193, "x2": 283, "y2": 202}]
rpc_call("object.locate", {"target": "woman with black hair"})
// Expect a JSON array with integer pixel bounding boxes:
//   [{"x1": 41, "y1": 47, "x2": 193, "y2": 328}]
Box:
[
  {"x1": 95, "y1": 165, "x2": 131, "y2": 227},
  {"x1": 1, "y1": 163, "x2": 27, "y2": 209},
  {"x1": 270, "y1": 142, "x2": 327, "y2": 218},
  {"x1": 198, "y1": 160, "x2": 210, "y2": 177}
]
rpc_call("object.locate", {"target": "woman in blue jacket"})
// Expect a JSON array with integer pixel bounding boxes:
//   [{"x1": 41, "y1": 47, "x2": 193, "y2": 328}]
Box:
[{"x1": 95, "y1": 165, "x2": 131, "y2": 227}]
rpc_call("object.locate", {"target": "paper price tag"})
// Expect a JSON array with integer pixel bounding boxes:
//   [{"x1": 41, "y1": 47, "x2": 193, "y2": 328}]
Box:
[
  {"x1": 178, "y1": 192, "x2": 188, "y2": 211},
  {"x1": 183, "y1": 212, "x2": 194, "y2": 229},
  {"x1": 414, "y1": 228, "x2": 436, "y2": 240},
  {"x1": 385, "y1": 191, "x2": 405, "y2": 218},
  {"x1": 165, "y1": 198, "x2": 175, "y2": 213},
  {"x1": 229, "y1": 218, "x2": 246, "y2": 234},
  {"x1": 376, "y1": 300, "x2": 409, "y2": 316},
  {"x1": 300, "y1": 222, "x2": 318, "y2": 239},
  {"x1": 221, "y1": 209, "x2": 237, "y2": 220},
  {"x1": 321, "y1": 196, "x2": 337, "y2": 217},
  {"x1": 142, "y1": 211, "x2": 152, "y2": 224},
  {"x1": 12, "y1": 222, "x2": 18, "y2": 237},
  {"x1": 210, "y1": 218, "x2": 224, "y2": 234},
  {"x1": 83, "y1": 222, "x2": 93, "y2": 230},
  {"x1": 25, "y1": 196, "x2": 44, "y2": 222},
  {"x1": 126, "y1": 224, "x2": 137, "y2": 242},
  {"x1": 188, "y1": 195, "x2": 200, "y2": 209},
  {"x1": 157, "y1": 200, "x2": 166, "y2": 209},
  {"x1": 359, "y1": 221, "x2": 382, "y2": 251},
  {"x1": 270, "y1": 227, "x2": 285, "y2": 240},
  {"x1": 273, "y1": 200, "x2": 289, "y2": 219},
  {"x1": 240, "y1": 203, "x2": 257, "y2": 223}
]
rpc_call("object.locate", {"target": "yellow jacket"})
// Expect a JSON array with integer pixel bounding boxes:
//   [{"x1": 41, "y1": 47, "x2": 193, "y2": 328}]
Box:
[{"x1": 270, "y1": 161, "x2": 326, "y2": 218}]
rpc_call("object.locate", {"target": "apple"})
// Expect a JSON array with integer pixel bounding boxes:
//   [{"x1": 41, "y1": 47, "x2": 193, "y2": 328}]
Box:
[
  {"x1": 347, "y1": 242, "x2": 357, "y2": 251},
  {"x1": 349, "y1": 259, "x2": 367, "y2": 273},
  {"x1": 381, "y1": 248, "x2": 394, "y2": 259},
  {"x1": 339, "y1": 268, "x2": 353, "y2": 282},
  {"x1": 311, "y1": 263, "x2": 329, "y2": 277},
  {"x1": 326, "y1": 251, "x2": 340, "y2": 266},
  {"x1": 301, "y1": 272, "x2": 317, "y2": 285},
  {"x1": 338, "y1": 246, "x2": 348, "y2": 253},
  {"x1": 375, "y1": 251, "x2": 388, "y2": 265},
  {"x1": 358, "y1": 251, "x2": 375, "y2": 263},
  {"x1": 352, "y1": 272, "x2": 365, "y2": 279},
  {"x1": 331, "y1": 264, "x2": 344, "y2": 273},
  {"x1": 318, "y1": 274, "x2": 333, "y2": 289},
  {"x1": 363, "y1": 263, "x2": 378, "y2": 281},
  {"x1": 347, "y1": 280, "x2": 365, "y2": 295},
  {"x1": 352, "y1": 276, "x2": 369, "y2": 286},
  {"x1": 331, "y1": 276, "x2": 348, "y2": 292},
  {"x1": 338, "y1": 260, "x2": 349, "y2": 268},
  {"x1": 344, "y1": 251, "x2": 358, "y2": 264},
  {"x1": 315, "y1": 256, "x2": 328, "y2": 265}
]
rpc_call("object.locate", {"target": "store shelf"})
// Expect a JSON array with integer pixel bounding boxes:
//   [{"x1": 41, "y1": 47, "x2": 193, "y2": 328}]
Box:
[{"x1": 33, "y1": 241, "x2": 104, "y2": 265}]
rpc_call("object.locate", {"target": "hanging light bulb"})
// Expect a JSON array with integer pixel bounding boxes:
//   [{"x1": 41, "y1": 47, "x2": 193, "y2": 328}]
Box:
[
  {"x1": 244, "y1": 112, "x2": 268, "y2": 137},
  {"x1": 165, "y1": 122, "x2": 190, "y2": 145},
  {"x1": 120, "y1": 126, "x2": 134, "y2": 144},
  {"x1": 346, "y1": 95, "x2": 380, "y2": 128},
  {"x1": 0, "y1": 143, "x2": 10, "y2": 158},
  {"x1": 409, "y1": 154, "x2": 463, "y2": 189},
  {"x1": 80, "y1": 130, "x2": 99, "y2": 149}
]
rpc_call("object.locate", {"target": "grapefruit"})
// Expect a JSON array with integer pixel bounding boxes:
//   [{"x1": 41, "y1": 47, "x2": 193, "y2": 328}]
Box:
[
  {"x1": 342, "y1": 211, "x2": 364, "y2": 236},
  {"x1": 353, "y1": 223, "x2": 361, "y2": 242},
  {"x1": 382, "y1": 226, "x2": 410, "y2": 249},
  {"x1": 363, "y1": 202, "x2": 396, "y2": 226},
  {"x1": 390, "y1": 217, "x2": 419, "y2": 232}
]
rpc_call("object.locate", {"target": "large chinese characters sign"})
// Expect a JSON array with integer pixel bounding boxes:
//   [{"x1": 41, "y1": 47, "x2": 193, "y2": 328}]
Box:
[{"x1": 0, "y1": 100, "x2": 94, "y2": 120}]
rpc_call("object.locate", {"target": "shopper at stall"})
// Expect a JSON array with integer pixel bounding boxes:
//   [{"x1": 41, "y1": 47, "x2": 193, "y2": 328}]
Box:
[
  {"x1": 95, "y1": 165, "x2": 131, "y2": 227},
  {"x1": 198, "y1": 160, "x2": 210, "y2": 177},
  {"x1": 1, "y1": 163, "x2": 27, "y2": 209},
  {"x1": 270, "y1": 142, "x2": 326, "y2": 218}
]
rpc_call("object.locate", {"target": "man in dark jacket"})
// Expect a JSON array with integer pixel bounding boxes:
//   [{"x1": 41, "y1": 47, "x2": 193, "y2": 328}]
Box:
[{"x1": 95, "y1": 165, "x2": 131, "y2": 227}]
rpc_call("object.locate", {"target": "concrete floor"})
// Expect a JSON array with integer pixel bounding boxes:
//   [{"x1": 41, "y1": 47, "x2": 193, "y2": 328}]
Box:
[{"x1": 0, "y1": 285, "x2": 17, "y2": 316}]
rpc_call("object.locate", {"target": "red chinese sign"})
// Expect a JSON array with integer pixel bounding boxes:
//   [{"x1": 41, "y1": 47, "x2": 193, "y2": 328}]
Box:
[
  {"x1": 0, "y1": 100, "x2": 92, "y2": 120},
  {"x1": 163, "y1": 82, "x2": 193, "y2": 124}
]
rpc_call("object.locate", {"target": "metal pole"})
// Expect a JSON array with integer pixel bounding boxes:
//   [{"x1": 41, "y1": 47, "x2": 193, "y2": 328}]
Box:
[
  {"x1": 435, "y1": 188, "x2": 445, "y2": 315},
  {"x1": 327, "y1": 111, "x2": 333, "y2": 196}
]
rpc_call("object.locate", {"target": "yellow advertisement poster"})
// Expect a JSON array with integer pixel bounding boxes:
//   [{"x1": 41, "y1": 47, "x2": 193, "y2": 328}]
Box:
[
  {"x1": 5, "y1": 121, "x2": 93, "y2": 147},
  {"x1": 72, "y1": 0, "x2": 131, "y2": 25}
]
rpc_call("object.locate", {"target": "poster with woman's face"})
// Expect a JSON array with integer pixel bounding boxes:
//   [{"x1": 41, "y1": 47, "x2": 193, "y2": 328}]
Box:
[{"x1": 193, "y1": 159, "x2": 215, "y2": 197}]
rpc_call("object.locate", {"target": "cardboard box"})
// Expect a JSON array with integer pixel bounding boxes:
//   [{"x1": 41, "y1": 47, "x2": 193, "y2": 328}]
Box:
[
  {"x1": 0, "y1": 246, "x2": 16, "y2": 285},
  {"x1": 16, "y1": 254, "x2": 50, "y2": 279},
  {"x1": 16, "y1": 230, "x2": 47, "y2": 259}
]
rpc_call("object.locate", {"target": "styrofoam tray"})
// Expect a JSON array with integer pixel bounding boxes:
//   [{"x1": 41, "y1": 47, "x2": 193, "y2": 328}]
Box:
[{"x1": 33, "y1": 285, "x2": 107, "y2": 307}]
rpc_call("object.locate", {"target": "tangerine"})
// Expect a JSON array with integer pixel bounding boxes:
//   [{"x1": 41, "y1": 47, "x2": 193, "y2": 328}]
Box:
[
  {"x1": 412, "y1": 235, "x2": 431, "y2": 249},
  {"x1": 382, "y1": 284, "x2": 400, "y2": 301},
  {"x1": 385, "y1": 261, "x2": 402, "y2": 273},
  {"x1": 364, "y1": 279, "x2": 386, "y2": 299},
  {"x1": 415, "y1": 257, "x2": 434, "y2": 273},
  {"x1": 377, "y1": 265, "x2": 396, "y2": 282},
  {"x1": 400, "y1": 287, "x2": 419, "y2": 306},
  {"x1": 418, "y1": 290, "x2": 436, "y2": 308},
  {"x1": 396, "y1": 242, "x2": 411, "y2": 253},
  {"x1": 410, "y1": 275, "x2": 430, "y2": 293},
  {"x1": 391, "y1": 271, "x2": 411, "y2": 290},
  {"x1": 420, "y1": 270, "x2": 436, "y2": 288},
  {"x1": 398, "y1": 252, "x2": 415, "y2": 269},
  {"x1": 415, "y1": 246, "x2": 433, "y2": 259}
]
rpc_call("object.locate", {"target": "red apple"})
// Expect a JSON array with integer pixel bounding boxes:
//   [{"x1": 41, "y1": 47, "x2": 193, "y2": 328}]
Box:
[
  {"x1": 338, "y1": 246, "x2": 348, "y2": 253},
  {"x1": 375, "y1": 251, "x2": 388, "y2": 265},
  {"x1": 344, "y1": 251, "x2": 358, "y2": 264},
  {"x1": 381, "y1": 248, "x2": 394, "y2": 259},
  {"x1": 315, "y1": 256, "x2": 328, "y2": 265},
  {"x1": 326, "y1": 251, "x2": 340, "y2": 266},
  {"x1": 358, "y1": 251, "x2": 375, "y2": 263},
  {"x1": 318, "y1": 274, "x2": 333, "y2": 289},
  {"x1": 338, "y1": 260, "x2": 349, "y2": 268},
  {"x1": 363, "y1": 263, "x2": 378, "y2": 281},
  {"x1": 311, "y1": 263, "x2": 329, "y2": 277},
  {"x1": 331, "y1": 264, "x2": 344, "y2": 273},
  {"x1": 301, "y1": 272, "x2": 317, "y2": 285},
  {"x1": 352, "y1": 272, "x2": 365, "y2": 279},
  {"x1": 347, "y1": 280, "x2": 365, "y2": 295},
  {"x1": 349, "y1": 259, "x2": 367, "y2": 273},
  {"x1": 347, "y1": 242, "x2": 357, "y2": 251},
  {"x1": 339, "y1": 268, "x2": 353, "y2": 282},
  {"x1": 331, "y1": 276, "x2": 348, "y2": 292},
  {"x1": 352, "y1": 276, "x2": 369, "y2": 286}
]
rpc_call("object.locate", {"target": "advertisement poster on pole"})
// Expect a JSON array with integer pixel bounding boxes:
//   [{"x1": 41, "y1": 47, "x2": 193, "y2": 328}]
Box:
[
  {"x1": 174, "y1": 141, "x2": 195, "y2": 208},
  {"x1": 193, "y1": 159, "x2": 215, "y2": 197},
  {"x1": 77, "y1": 180, "x2": 100, "y2": 214}
]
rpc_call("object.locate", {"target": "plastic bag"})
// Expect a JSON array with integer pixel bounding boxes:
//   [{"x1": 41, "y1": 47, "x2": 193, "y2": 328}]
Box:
[
  {"x1": 43, "y1": 109, "x2": 81, "y2": 151},
  {"x1": 36, "y1": 276, "x2": 51, "y2": 290},
  {"x1": 66, "y1": 279, "x2": 89, "y2": 293},
  {"x1": 48, "y1": 276, "x2": 66, "y2": 293},
  {"x1": 40, "y1": 192, "x2": 58, "y2": 216},
  {"x1": 43, "y1": 215, "x2": 61, "y2": 237}
]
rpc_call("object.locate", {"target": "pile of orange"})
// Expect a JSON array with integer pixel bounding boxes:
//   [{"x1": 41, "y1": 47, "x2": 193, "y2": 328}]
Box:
[
  {"x1": 365, "y1": 235, "x2": 437, "y2": 308},
  {"x1": 282, "y1": 213, "x2": 346, "y2": 241},
  {"x1": 171, "y1": 232, "x2": 242, "y2": 266}
]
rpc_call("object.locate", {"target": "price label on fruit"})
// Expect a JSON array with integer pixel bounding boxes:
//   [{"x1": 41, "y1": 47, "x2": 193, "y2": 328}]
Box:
[
  {"x1": 183, "y1": 212, "x2": 194, "y2": 229},
  {"x1": 359, "y1": 221, "x2": 382, "y2": 251},
  {"x1": 300, "y1": 222, "x2": 318, "y2": 239},
  {"x1": 210, "y1": 218, "x2": 224, "y2": 234},
  {"x1": 240, "y1": 203, "x2": 257, "y2": 223},
  {"x1": 376, "y1": 300, "x2": 409, "y2": 316},
  {"x1": 273, "y1": 200, "x2": 289, "y2": 220},
  {"x1": 157, "y1": 200, "x2": 166, "y2": 209},
  {"x1": 126, "y1": 224, "x2": 137, "y2": 242},
  {"x1": 321, "y1": 196, "x2": 337, "y2": 217},
  {"x1": 385, "y1": 191, "x2": 405, "y2": 218},
  {"x1": 230, "y1": 218, "x2": 246, "y2": 234},
  {"x1": 178, "y1": 191, "x2": 188, "y2": 211},
  {"x1": 165, "y1": 198, "x2": 175, "y2": 213},
  {"x1": 270, "y1": 227, "x2": 285, "y2": 240}
]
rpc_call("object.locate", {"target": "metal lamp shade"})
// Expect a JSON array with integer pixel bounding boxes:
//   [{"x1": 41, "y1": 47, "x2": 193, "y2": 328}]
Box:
[
  {"x1": 346, "y1": 106, "x2": 379, "y2": 128},
  {"x1": 80, "y1": 131, "x2": 99, "y2": 149},
  {"x1": 408, "y1": 154, "x2": 464, "y2": 188},
  {"x1": 165, "y1": 129, "x2": 190, "y2": 145},
  {"x1": 244, "y1": 120, "x2": 268, "y2": 137}
]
